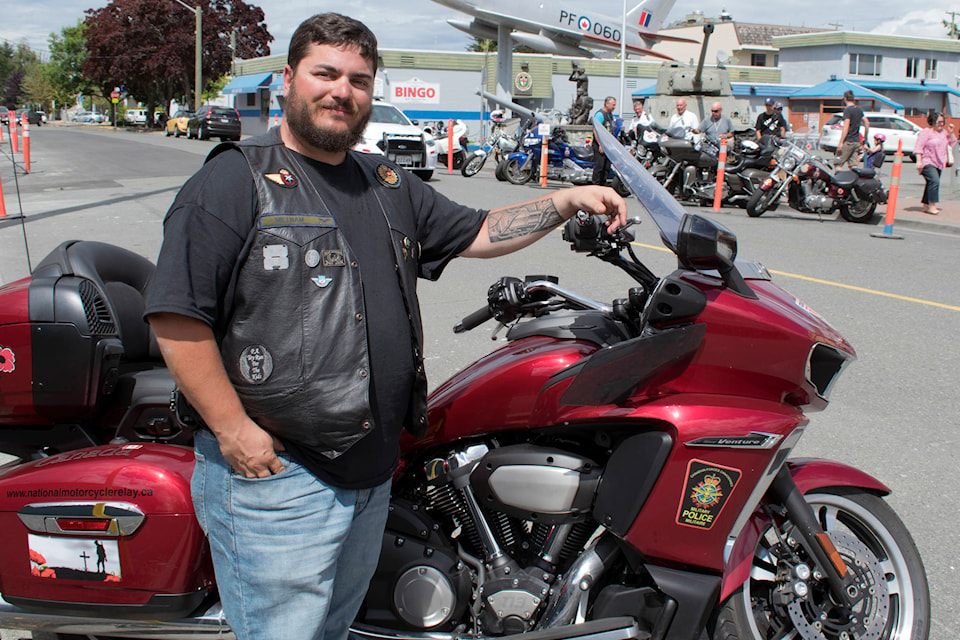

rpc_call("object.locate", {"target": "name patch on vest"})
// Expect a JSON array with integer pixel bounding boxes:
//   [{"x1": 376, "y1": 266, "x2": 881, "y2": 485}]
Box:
[{"x1": 259, "y1": 214, "x2": 337, "y2": 229}]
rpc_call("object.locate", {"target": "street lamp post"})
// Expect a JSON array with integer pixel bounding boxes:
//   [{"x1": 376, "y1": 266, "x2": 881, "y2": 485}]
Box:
[{"x1": 171, "y1": 0, "x2": 202, "y2": 112}]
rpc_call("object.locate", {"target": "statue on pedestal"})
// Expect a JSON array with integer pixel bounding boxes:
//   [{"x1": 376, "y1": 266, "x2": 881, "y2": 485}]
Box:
[{"x1": 568, "y1": 63, "x2": 593, "y2": 125}]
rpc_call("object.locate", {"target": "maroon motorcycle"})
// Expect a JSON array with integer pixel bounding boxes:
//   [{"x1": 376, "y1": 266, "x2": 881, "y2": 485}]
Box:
[{"x1": 0, "y1": 124, "x2": 929, "y2": 640}]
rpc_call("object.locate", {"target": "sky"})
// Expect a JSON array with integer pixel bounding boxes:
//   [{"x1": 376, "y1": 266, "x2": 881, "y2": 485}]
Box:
[{"x1": 2, "y1": 0, "x2": 958, "y2": 60}]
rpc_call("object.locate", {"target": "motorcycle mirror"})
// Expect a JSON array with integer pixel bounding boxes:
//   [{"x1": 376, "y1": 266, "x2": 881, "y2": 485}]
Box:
[{"x1": 676, "y1": 214, "x2": 756, "y2": 299}]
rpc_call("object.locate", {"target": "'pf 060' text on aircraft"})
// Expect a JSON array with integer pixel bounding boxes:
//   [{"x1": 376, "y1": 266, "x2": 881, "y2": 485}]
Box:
[{"x1": 433, "y1": 0, "x2": 695, "y2": 60}]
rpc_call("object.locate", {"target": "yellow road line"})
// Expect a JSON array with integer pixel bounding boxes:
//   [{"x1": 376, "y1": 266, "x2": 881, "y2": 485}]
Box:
[{"x1": 632, "y1": 242, "x2": 960, "y2": 312}]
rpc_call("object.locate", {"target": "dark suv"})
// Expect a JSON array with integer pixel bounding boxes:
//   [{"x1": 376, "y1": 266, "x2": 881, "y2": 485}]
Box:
[{"x1": 187, "y1": 105, "x2": 241, "y2": 141}]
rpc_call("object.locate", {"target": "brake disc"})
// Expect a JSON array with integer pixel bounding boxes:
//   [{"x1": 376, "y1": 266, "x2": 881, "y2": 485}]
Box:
[{"x1": 786, "y1": 530, "x2": 889, "y2": 640}]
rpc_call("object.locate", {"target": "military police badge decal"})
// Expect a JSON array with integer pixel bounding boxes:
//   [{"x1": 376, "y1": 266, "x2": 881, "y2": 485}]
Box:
[
  {"x1": 375, "y1": 164, "x2": 401, "y2": 188},
  {"x1": 676, "y1": 459, "x2": 741, "y2": 530}
]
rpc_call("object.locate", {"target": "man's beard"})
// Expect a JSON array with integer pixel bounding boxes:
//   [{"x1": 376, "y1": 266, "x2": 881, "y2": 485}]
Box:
[{"x1": 285, "y1": 83, "x2": 371, "y2": 153}]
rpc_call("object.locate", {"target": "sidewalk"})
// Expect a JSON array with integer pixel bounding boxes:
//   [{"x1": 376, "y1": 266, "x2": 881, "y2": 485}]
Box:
[{"x1": 884, "y1": 164, "x2": 960, "y2": 234}]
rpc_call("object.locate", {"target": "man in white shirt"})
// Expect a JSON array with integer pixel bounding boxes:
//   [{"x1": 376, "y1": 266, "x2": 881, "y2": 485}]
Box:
[{"x1": 668, "y1": 97, "x2": 698, "y2": 133}]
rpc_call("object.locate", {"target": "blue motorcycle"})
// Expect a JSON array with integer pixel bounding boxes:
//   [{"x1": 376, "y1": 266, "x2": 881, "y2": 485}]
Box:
[{"x1": 498, "y1": 122, "x2": 630, "y2": 196}]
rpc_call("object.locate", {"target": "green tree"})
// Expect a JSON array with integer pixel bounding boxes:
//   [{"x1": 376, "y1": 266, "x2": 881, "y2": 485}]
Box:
[
  {"x1": 47, "y1": 22, "x2": 95, "y2": 112},
  {"x1": 0, "y1": 41, "x2": 40, "y2": 108},
  {"x1": 83, "y1": 0, "x2": 272, "y2": 125}
]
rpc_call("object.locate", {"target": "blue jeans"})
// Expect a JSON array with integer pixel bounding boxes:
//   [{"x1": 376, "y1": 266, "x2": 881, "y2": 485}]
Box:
[
  {"x1": 920, "y1": 164, "x2": 941, "y2": 204},
  {"x1": 192, "y1": 429, "x2": 391, "y2": 640}
]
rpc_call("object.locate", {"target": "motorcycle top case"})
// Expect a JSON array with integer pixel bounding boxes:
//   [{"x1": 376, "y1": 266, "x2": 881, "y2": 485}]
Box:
[{"x1": 0, "y1": 443, "x2": 214, "y2": 618}]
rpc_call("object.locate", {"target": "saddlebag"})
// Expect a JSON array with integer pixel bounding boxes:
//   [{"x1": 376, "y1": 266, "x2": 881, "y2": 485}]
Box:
[{"x1": 0, "y1": 443, "x2": 214, "y2": 618}]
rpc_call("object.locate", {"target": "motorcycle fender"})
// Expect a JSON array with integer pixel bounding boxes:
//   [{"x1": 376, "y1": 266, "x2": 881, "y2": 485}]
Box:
[{"x1": 719, "y1": 457, "x2": 889, "y2": 602}]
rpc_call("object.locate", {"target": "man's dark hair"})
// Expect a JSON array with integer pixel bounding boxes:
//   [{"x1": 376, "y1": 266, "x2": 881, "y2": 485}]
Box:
[
  {"x1": 287, "y1": 13, "x2": 379, "y2": 72},
  {"x1": 843, "y1": 90, "x2": 855, "y2": 102}
]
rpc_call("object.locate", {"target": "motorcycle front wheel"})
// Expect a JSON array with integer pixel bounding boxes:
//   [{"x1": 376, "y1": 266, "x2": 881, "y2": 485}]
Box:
[
  {"x1": 461, "y1": 152, "x2": 487, "y2": 177},
  {"x1": 503, "y1": 158, "x2": 534, "y2": 185},
  {"x1": 714, "y1": 488, "x2": 930, "y2": 640},
  {"x1": 611, "y1": 175, "x2": 631, "y2": 198},
  {"x1": 840, "y1": 197, "x2": 878, "y2": 223},
  {"x1": 746, "y1": 187, "x2": 780, "y2": 218}
]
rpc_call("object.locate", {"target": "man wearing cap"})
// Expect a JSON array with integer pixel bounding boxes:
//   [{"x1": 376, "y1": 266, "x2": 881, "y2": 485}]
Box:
[{"x1": 756, "y1": 98, "x2": 786, "y2": 139}]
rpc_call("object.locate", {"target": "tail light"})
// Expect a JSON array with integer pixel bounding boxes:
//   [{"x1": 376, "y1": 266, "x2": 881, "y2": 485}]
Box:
[{"x1": 56, "y1": 519, "x2": 112, "y2": 532}]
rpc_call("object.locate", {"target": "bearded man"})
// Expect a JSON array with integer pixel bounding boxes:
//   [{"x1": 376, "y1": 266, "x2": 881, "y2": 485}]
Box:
[{"x1": 145, "y1": 13, "x2": 626, "y2": 640}]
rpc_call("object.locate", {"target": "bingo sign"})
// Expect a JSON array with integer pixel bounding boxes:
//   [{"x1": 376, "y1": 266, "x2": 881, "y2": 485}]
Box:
[{"x1": 392, "y1": 78, "x2": 440, "y2": 104}]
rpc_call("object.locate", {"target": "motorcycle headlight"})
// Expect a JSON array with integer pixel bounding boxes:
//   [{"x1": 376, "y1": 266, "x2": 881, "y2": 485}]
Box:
[{"x1": 781, "y1": 156, "x2": 797, "y2": 171}]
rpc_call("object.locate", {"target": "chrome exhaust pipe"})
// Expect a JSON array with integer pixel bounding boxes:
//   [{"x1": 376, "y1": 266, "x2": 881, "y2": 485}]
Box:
[{"x1": 0, "y1": 597, "x2": 233, "y2": 639}]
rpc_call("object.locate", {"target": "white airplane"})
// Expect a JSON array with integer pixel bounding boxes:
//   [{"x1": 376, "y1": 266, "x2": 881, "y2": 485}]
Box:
[{"x1": 433, "y1": 0, "x2": 695, "y2": 60}]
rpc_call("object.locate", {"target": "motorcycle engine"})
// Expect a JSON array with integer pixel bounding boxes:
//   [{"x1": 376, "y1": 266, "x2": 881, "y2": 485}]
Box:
[{"x1": 362, "y1": 444, "x2": 603, "y2": 636}]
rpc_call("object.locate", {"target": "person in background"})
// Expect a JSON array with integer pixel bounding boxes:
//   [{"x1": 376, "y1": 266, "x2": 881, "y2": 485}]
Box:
[
  {"x1": 836, "y1": 90, "x2": 869, "y2": 169},
  {"x1": 591, "y1": 96, "x2": 617, "y2": 186},
  {"x1": 915, "y1": 112, "x2": 956, "y2": 215},
  {"x1": 863, "y1": 133, "x2": 886, "y2": 171},
  {"x1": 669, "y1": 97, "x2": 698, "y2": 133},
  {"x1": 775, "y1": 102, "x2": 790, "y2": 133},
  {"x1": 755, "y1": 98, "x2": 786, "y2": 139},
  {"x1": 628, "y1": 99, "x2": 656, "y2": 135},
  {"x1": 145, "y1": 13, "x2": 627, "y2": 640},
  {"x1": 694, "y1": 101, "x2": 734, "y2": 147}
]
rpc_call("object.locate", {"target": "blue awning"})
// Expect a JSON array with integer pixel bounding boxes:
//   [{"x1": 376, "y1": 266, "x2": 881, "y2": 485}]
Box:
[
  {"x1": 222, "y1": 72, "x2": 273, "y2": 95},
  {"x1": 269, "y1": 75, "x2": 284, "y2": 92},
  {"x1": 855, "y1": 79, "x2": 960, "y2": 98},
  {"x1": 789, "y1": 79, "x2": 903, "y2": 110}
]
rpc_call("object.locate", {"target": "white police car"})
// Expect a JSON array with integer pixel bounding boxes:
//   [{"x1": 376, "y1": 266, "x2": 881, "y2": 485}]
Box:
[{"x1": 354, "y1": 100, "x2": 439, "y2": 180}]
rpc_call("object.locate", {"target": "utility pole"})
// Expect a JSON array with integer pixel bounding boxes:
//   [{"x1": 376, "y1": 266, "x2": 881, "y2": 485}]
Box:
[
  {"x1": 945, "y1": 11, "x2": 960, "y2": 38},
  {"x1": 171, "y1": 0, "x2": 202, "y2": 112}
]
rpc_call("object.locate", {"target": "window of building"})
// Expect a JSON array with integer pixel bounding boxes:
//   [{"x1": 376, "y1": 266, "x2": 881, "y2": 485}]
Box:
[
  {"x1": 246, "y1": 93, "x2": 256, "y2": 107},
  {"x1": 906, "y1": 58, "x2": 919, "y2": 78},
  {"x1": 849, "y1": 53, "x2": 882, "y2": 76},
  {"x1": 751, "y1": 53, "x2": 766, "y2": 67},
  {"x1": 924, "y1": 58, "x2": 938, "y2": 80}
]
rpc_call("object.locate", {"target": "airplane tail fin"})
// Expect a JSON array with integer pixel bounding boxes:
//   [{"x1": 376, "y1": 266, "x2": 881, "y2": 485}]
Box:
[{"x1": 626, "y1": 0, "x2": 677, "y2": 34}]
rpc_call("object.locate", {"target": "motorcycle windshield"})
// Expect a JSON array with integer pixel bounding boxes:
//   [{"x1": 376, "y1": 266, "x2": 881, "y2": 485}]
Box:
[{"x1": 594, "y1": 121, "x2": 683, "y2": 253}]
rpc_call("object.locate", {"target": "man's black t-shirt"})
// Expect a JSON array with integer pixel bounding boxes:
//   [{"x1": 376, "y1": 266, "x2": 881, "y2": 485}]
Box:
[
  {"x1": 755, "y1": 112, "x2": 786, "y2": 137},
  {"x1": 842, "y1": 104, "x2": 865, "y2": 144},
  {"x1": 145, "y1": 148, "x2": 486, "y2": 488}
]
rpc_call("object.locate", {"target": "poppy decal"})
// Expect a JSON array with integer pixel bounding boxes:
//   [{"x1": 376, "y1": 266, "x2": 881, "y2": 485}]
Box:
[{"x1": 0, "y1": 347, "x2": 15, "y2": 374}]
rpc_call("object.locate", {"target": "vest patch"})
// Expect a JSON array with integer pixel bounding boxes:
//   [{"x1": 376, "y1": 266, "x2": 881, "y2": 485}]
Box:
[
  {"x1": 259, "y1": 214, "x2": 337, "y2": 229},
  {"x1": 304, "y1": 249, "x2": 321, "y2": 268},
  {"x1": 375, "y1": 164, "x2": 401, "y2": 188},
  {"x1": 311, "y1": 275, "x2": 333, "y2": 288},
  {"x1": 263, "y1": 245, "x2": 289, "y2": 270},
  {"x1": 322, "y1": 249, "x2": 346, "y2": 267},
  {"x1": 239, "y1": 345, "x2": 274, "y2": 384},
  {"x1": 265, "y1": 168, "x2": 298, "y2": 187}
]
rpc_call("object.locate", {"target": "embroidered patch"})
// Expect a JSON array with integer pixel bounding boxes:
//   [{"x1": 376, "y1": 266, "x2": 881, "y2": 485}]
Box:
[
  {"x1": 311, "y1": 275, "x2": 333, "y2": 288},
  {"x1": 239, "y1": 345, "x2": 273, "y2": 384},
  {"x1": 264, "y1": 168, "x2": 298, "y2": 188},
  {"x1": 375, "y1": 164, "x2": 401, "y2": 188},
  {"x1": 304, "y1": 249, "x2": 321, "y2": 268},
  {"x1": 263, "y1": 245, "x2": 289, "y2": 270},
  {"x1": 0, "y1": 346, "x2": 15, "y2": 374},
  {"x1": 676, "y1": 459, "x2": 742, "y2": 531},
  {"x1": 322, "y1": 249, "x2": 346, "y2": 267},
  {"x1": 259, "y1": 214, "x2": 336, "y2": 229}
]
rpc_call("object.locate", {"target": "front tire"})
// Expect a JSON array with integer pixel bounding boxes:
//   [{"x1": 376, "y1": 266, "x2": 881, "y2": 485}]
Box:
[
  {"x1": 503, "y1": 158, "x2": 533, "y2": 185},
  {"x1": 611, "y1": 175, "x2": 631, "y2": 198},
  {"x1": 461, "y1": 152, "x2": 487, "y2": 177},
  {"x1": 198, "y1": 124, "x2": 209, "y2": 141},
  {"x1": 746, "y1": 187, "x2": 779, "y2": 218},
  {"x1": 840, "y1": 196, "x2": 878, "y2": 223},
  {"x1": 715, "y1": 489, "x2": 929, "y2": 640}
]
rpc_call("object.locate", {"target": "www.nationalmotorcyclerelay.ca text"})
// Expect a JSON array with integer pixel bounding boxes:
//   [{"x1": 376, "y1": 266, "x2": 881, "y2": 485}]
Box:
[{"x1": 7, "y1": 487, "x2": 153, "y2": 499}]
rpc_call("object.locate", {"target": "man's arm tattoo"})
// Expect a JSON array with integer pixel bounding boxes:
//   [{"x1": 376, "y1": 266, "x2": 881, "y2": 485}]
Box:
[{"x1": 487, "y1": 198, "x2": 564, "y2": 242}]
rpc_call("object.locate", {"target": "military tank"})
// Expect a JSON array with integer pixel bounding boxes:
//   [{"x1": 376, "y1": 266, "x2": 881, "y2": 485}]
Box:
[{"x1": 641, "y1": 24, "x2": 752, "y2": 130}]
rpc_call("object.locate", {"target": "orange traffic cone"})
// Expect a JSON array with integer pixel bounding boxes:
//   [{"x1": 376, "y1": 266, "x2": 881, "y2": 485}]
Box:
[{"x1": 22, "y1": 115, "x2": 30, "y2": 174}]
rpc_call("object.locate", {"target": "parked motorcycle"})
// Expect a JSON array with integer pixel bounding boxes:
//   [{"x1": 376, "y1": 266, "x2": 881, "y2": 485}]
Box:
[
  {"x1": 461, "y1": 122, "x2": 521, "y2": 178},
  {"x1": 498, "y1": 124, "x2": 630, "y2": 196},
  {"x1": 423, "y1": 119, "x2": 469, "y2": 170},
  {"x1": 746, "y1": 138, "x2": 887, "y2": 223},
  {"x1": 0, "y1": 124, "x2": 929, "y2": 640}
]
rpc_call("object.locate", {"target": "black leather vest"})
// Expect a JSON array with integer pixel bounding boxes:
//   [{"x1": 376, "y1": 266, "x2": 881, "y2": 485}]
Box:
[{"x1": 206, "y1": 129, "x2": 429, "y2": 459}]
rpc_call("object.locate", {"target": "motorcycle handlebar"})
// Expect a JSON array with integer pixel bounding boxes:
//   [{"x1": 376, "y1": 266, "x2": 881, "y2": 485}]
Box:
[{"x1": 454, "y1": 305, "x2": 495, "y2": 333}]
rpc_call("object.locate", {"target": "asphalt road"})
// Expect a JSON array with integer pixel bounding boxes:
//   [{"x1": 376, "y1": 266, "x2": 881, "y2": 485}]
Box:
[{"x1": 1, "y1": 125, "x2": 959, "y2": 639}]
